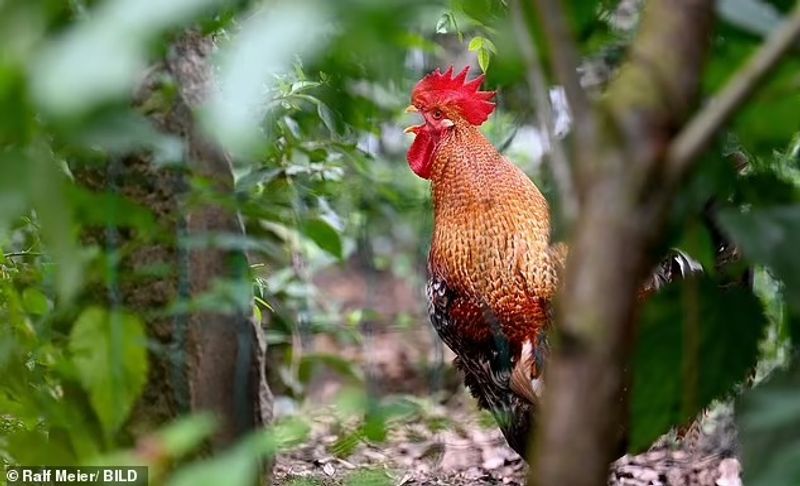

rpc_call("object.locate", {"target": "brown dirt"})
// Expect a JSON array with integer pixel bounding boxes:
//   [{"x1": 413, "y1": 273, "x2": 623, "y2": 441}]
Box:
[
  {"x1": 271, "y1": 396, "x2": 741, "y2": 486},
  {"x1": 272, "y1": 264, "x2": 742, "y2": 485},
  {"x1": 273, "y1": 397, "x2": 526, "y2": 486}
]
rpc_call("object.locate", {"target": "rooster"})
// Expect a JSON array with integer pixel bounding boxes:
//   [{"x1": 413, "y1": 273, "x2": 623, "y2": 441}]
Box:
[{"x1": 404, "y1": 66, "x2": 707, "y2": 458}]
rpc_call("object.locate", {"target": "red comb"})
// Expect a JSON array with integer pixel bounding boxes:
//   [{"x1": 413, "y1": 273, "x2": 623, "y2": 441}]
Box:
[{"x1": 412, "y1": 66, "x2": 496, "y2": 125}]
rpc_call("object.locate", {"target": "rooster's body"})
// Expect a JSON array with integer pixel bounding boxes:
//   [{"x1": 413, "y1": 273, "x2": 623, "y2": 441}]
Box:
[
  {"x1": 405, "y1": 66, "x2": 703, "y2": 458},
  {"x1": 404, "y1": 66, "x2": 569, "y2": 456},
  {"x1": 426, "y1": 120, "x2": 564, "y2": 455}
]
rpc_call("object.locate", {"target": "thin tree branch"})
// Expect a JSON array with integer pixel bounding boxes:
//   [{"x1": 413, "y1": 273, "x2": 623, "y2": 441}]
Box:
[
  {"x1": 527, "y1": 0, "x2": 589, "y2": 117},
  {"x1": 511, "y1": 0, "x2": 578, "y2": 222},
  {"x1": 528, "y1": 0, "x2": 597, "y2": 152},
  {"x1": 667, "y1": 3, "x2": 800, "y2": 184}
]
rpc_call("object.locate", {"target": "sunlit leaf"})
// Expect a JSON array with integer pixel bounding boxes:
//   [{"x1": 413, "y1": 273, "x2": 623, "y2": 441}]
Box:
[
  {"x1": 468, "y1": 35, "x2": 496, "y2": 72},
  {"x1": 289, "y1": 80, "x2": 322, "y2": 94},
  {"x1": 478, "y1": 48, "x2": 491, "y2": 72},
  {"x1": 69, "y1": 307, "x2": 148, "y2": 438},
  {"x1": 330, "y1": 430, "x2": 361, "y2": 458},
  {"x1": 468, "y1": 36, "x2": 485, "y2": 52}
]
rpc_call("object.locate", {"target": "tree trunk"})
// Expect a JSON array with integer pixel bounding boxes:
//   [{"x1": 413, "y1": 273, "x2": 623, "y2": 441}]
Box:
[{"x1": 73, "y1": 30, "x2": 272, "y2": 477}]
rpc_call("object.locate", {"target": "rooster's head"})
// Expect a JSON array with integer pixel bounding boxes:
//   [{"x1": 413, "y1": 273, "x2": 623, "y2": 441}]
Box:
[{"x1": 404, "y1": 66, "x2": 496, "y2": 179}]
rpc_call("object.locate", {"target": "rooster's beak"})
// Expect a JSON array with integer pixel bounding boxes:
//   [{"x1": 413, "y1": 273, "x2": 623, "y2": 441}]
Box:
[{"x1": 404, "y1": 105, "x2": 422, "y2": 134}]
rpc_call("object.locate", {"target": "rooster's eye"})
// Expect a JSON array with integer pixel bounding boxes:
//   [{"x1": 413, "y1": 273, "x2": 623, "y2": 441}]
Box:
[{"x1": 432, "y1": 109, "x2": 443, "y2": 120}]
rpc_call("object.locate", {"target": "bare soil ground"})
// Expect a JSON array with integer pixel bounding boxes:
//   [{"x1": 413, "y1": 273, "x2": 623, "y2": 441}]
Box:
[
  {"x1": 271, "y1": 264, "x2": 743, "y2": 485},
  {"x1": 272, "y1": 398, "x2": 741, "y2": 486}
]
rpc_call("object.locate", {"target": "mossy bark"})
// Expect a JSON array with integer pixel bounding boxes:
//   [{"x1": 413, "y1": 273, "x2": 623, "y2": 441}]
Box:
[
  {"x1": 530, "y1": 1, "x2": 716, "y2": 485},
  {"x1": 73, "y1": 30, "x2": 272, "y2": 481}
]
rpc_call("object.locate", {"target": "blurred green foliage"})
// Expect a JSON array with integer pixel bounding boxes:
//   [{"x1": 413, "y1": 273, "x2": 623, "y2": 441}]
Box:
[
  {"x1": 632, "y1": 277, "x2": 767, "y2": 451},
  {"x1": 1, "y1": 0, "x2": 800, "y2": 484}
]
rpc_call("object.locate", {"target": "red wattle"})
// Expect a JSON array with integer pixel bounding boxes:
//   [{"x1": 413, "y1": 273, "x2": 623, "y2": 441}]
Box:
[{"x1": 407, "y1": 130, "x2": 434, "y2": 179}]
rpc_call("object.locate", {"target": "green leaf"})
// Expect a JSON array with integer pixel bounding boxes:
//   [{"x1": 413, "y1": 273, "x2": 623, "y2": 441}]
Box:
[
  {"x1": 236, "y1": 168, "x2": 283, "y2": 193},
  {"x1": 468, "y1": 36, "x2": 485, "y2": 52},
  {"x1": 289, "y1": 80, "x2": 322, "y2": 94},
  {"x1": 302, "y1": 217, "x2": 343, "y2": 259},
  {"x1": 286, "y1": 479, "x2": 322, "y2": 486},
  {"x1": 719, "y1": 206, "x2": 800, "y2": 312},
  {"x1": 316, "y1": 101, "x2": 337, "y2": 136},
  {"x1": 22, "y1": 288, "x2": 49, "y2": 316},
  {"x1": 204, "y1": 2, "x2": 330, "y2": 157},
  {"x1": 168, "y1": 433, "x2": 263, "y2": 486},
  {"x1": 69, "y1": 186, "x2": 158, "y2": 237},
  {"x1": 69, "y1": 307, "x2": 148, "y2": 438},
  {"x1": 468, "y1": 36, "x2": 496, "y2": 73},
  {"x1": 157, "y1": 414, "x2": 217, "y2": 459},
  {"x1": 482, "y1": 37, "x2": 497, "y2": 53},
  {"x1": 31, "y1": 156, "x2": 83, "y2": 302},
  {"x1": 73, "y1": 111, "x2": 183, "y2": 164},
  {"x1": 733, "y1": 63, "x2": 800, "y2": 154},
  {"x1": 0, "y1": 151, "x2": 31, "y2": 234},
  {"x1": 299, "y1": 353, "x2": 365, "y2": 385},
  {"x1": 630, "y1": 277, "x2": 767, "y2": 451},
  {"x1": 737, "y1": 361, "x2": 800, "y2": 486},
  {"x1": 168, "y1": 418, "x2": 310, "y2": 486},
  {"x1": 563, "y1": 1, "x2": 606, "y2": 40},
  {"x1": 343, "y1": 469, "x2": 392, "y2": 486},
  {"x1": 31, "y1": 0, "x2": 230, "y2": 116},
  {"x1": 477, "y1": 48, "x2": 491, "y2": 73},
  {"x1": 436, "y1": 13, "x2": 453, "y2": 34},
  {"x1": 454, "y1": 0, "x2": 503, "y2": 24},
  {"x1": 329, "y1": 429, "x2": 362, "y2": 458}
]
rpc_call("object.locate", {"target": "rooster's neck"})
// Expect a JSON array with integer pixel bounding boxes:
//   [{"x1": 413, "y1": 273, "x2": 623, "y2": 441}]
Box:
[
  {"x1": 427, "y1": 124, "x2": 554, "y2": 293},
  {"x1": 429, "y1": 125, "x2": 499, "y2": 207},
  {"x1": 428, "y1": 125, "x2": 549, "y2": 229}
]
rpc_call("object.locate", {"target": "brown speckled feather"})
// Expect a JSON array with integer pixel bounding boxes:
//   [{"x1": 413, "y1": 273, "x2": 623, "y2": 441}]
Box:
[
  {"x1": 429, "y1": 123, "x2": 563, "y2": 349},
  {"x1": 425, "y1": 120, "x2": 562, "y2": 457}
]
